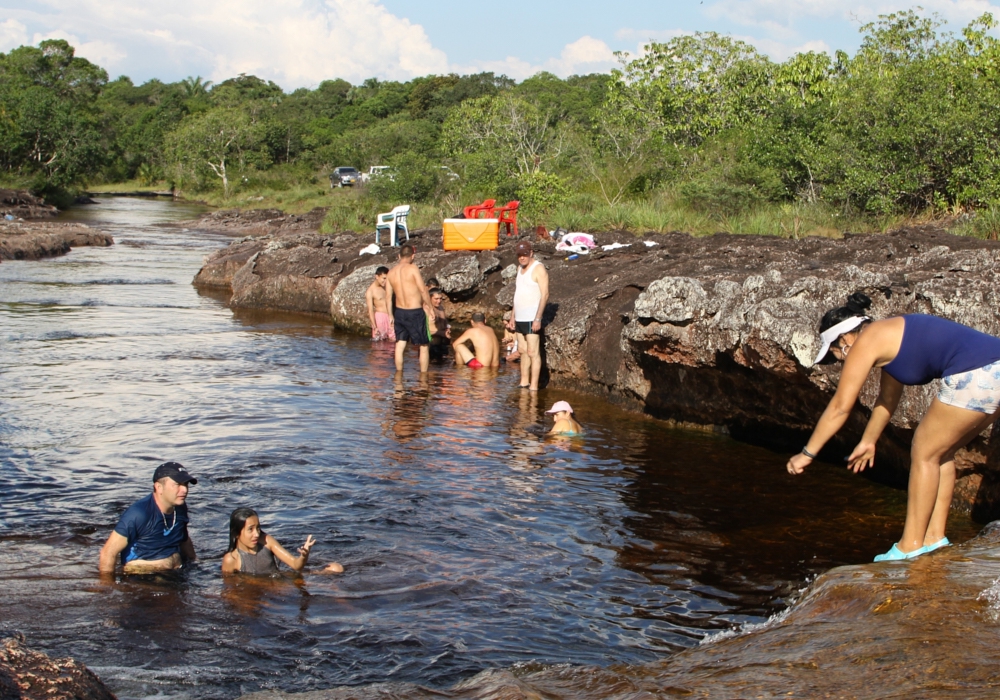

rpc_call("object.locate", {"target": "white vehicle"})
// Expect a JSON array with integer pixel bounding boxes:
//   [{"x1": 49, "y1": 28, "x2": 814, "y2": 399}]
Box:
[{"x1": 360, "y1": 166, "x2": 393, "y2": 184}]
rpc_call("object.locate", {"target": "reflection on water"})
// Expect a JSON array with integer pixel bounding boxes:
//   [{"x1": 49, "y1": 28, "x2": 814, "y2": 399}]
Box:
[{"x1": 0, "y1": 197, "x2": 981, "y2": 699}]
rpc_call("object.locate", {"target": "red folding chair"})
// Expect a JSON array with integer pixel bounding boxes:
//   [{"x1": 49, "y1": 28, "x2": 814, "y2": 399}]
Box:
[
  {"x1": 496, "y1": 200, "x2": 519, "y2": 236},
  {"x1": 462, "y1": 199, "x2": 496, "y2": 219}
]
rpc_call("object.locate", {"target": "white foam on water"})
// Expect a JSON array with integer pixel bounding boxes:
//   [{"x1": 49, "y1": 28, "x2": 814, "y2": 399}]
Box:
[
  {"x1": 977, "y1": 577, "x2": 1000, "y2": 622},
  {"x1": 698, "y1": 606, "x2": 792, "y2": 645}
]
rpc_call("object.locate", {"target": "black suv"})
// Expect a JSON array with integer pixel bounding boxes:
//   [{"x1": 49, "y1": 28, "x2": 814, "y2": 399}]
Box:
[{"x1": 330, "y1": 167, "x2": 359, "y2": 188}]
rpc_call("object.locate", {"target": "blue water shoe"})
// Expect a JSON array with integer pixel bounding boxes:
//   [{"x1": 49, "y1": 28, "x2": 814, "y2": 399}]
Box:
[
  {"x1": 873, "y1": 543, "x2": 925, "y2": 562},
  {"x1": 922, "y1": 537, "x2": 950, "y2": 554}
]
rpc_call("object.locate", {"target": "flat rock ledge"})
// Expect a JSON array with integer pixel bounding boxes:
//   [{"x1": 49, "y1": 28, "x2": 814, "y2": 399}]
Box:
[
  {"x1": 0, "y1": 635, "x2": 117, "y2": 700},
  {"x1": 193, "y1": 223, "x2": 1000, "y2": 518},
  {"x1": 0, "y1": 220, "x2": 113, "y2": 261}
]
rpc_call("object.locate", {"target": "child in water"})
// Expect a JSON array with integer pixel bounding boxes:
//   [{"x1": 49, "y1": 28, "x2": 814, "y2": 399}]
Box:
[
  {"x1": 221, "y1": 507, "x2": 344, "y2": 575},
  {"x1": 546, "y1": 401, "x2": 583, "y2": 436}
]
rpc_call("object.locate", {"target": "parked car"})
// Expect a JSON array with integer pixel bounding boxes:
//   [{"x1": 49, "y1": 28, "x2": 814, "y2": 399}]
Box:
[
  {"x1": 330, "y1": 166, "x2": 360, "y2": 188},
  {"x1": 360, "y1": 166, "x2": 394, "y2": 184}
]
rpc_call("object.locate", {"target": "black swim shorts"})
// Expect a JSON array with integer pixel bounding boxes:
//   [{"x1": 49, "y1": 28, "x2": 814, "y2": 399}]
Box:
[
  {"x1": 394, "y1": 307, "x2": 428, "y2": 345},
  {"x1": 515, "y1": 320, "x2": 540, "y2": 336}
]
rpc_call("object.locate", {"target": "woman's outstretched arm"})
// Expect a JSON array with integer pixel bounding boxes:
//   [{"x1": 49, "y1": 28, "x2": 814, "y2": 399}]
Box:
[
  {"x1": 846, "y1": 371, "x2": 904, "y2": 473},
  {"x1": 788, "y1": 334, "x2": 883, "y2": 474}
]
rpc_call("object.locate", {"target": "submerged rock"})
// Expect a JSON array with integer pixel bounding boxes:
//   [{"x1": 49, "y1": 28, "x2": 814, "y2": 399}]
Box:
[
  {"x1": 192, "y1": 223, "x2": 1000, "y2": 516},
  {"x1": 0, "y1": 634, "x2": 117, "y2": 699}
]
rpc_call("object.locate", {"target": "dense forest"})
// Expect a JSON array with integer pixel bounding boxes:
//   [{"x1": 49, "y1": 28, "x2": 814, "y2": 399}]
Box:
[{"x1": 4, "y1": 10, "x2": 1000, "y2": 236}]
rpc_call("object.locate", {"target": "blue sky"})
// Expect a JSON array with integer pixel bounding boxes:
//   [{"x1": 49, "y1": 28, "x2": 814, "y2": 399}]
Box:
[{"x1": 1, "y1": 1, "x2": 996, "y2": 89}]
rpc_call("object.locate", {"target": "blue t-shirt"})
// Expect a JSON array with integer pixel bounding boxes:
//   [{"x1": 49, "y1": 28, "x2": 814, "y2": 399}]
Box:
[{"x1": 113, "y1": 493, "x2": 190, "y2": 565}]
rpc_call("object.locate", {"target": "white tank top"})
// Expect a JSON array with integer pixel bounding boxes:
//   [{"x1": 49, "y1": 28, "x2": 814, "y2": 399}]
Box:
[{"x1": 513, "y1": 260, "x2": 542, "y2": 322}]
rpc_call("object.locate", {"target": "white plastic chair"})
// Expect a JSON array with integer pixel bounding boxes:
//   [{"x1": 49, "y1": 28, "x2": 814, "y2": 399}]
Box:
[{"x1": 375, "y1": 204, "x2": 410, "y2": 246}]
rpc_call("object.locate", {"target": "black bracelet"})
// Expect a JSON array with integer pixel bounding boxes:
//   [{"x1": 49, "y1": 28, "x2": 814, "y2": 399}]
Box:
[{"x1": 801, "y1": 447, "x2": 817, "y2": 459}]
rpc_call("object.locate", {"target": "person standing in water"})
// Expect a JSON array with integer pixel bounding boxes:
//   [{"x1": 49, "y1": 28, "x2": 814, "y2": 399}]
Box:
[
  {"x1": 428, "y1": 287, "x2": 451, "y2": 361},
  {"x1": 366, "y1": 266, "x2": 394, "y2": 341},
  {"x1": 506, "y1": 240, "x2": 548, "y2": 390},
  {"x1": 787, "y1": 292, "x2": 1000, "y2": 561},
  {"x1": 221, "y1": 508, "x2": 343, "y2": 575},
  {"x1": 386, "y1": 244, "x2": 433, "y2": 372},
  {"x1": 452, "y1": 312, "x2": 500, "y2": 368},
  {"x1": 98, "y1": 462, "x2": 198, "y2": 574},
  {"x1": 546, "y1": 401, "x2": 583, "y2": 435}
]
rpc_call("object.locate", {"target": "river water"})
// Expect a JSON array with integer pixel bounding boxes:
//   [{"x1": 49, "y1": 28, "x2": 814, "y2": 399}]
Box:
[{"x1": 0, "y1": 197, "x2": 981, "y2": 699}]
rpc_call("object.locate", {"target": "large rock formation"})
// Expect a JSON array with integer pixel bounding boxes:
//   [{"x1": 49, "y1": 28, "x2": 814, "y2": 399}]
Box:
[
  {"x1": 0, "y1": 635, "x2": 117, "y2": 699},
  {"x1": 192, "y1": 222, "x2": 1000, "y2": 517},
  {"x1": 0, "y1": 220, "x2": 113, "y2": 261}
]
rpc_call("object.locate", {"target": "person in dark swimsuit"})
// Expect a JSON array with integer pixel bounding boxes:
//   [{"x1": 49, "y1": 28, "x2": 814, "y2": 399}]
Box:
[
  {"x1": 787, "y1": 292, "x2": 1000, "y2": 561},
  {"x1": 221, "y1": 508, "x2": 343, "y2": 575}
]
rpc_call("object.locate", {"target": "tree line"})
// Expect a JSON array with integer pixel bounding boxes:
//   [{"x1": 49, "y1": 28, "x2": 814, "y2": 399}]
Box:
[{"x1": 3, "y1": 10, "x2": 1000, "y2": 224}]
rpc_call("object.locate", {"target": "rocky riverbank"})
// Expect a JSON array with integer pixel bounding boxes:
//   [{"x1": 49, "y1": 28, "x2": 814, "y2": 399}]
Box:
[
  {"x1": 0, "y1": 220, "x2": 114, "y2": 260},
  {"x1": 0, "y1": 635, "x2": 117, "y2": 699},
  {"x1": 0, "y1": 189, "x2": 113, "y2": 261},
  {"x1": 191, "y1": 216, "x2": 1000, "y2": 518}
]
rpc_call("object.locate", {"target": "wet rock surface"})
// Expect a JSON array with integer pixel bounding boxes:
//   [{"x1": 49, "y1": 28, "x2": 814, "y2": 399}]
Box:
[
  {"x1": 0, "y1": 635, "x2": 117, "y2": 700},
  {"x1": 0, "y1": 220, "x2": 114, "y2": 261},
  {"x1": 237, "y1": 521, "x2": 1000, "y2": 700},
  {"x1": 192, "y1": 222, "x2": 1000, "y2": 516}
]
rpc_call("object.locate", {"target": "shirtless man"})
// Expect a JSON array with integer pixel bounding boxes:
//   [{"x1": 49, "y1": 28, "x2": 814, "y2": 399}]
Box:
[
  {"x1": 366, "y1": 266, "x2": 394, "y2": 341},
  {"x1": 506, "y1": 240, "x2": 549, "y2": 390},
  {"x1": 452, "y1": 312, "x2": 500, "y2": 368},
  {"x1": 98, "y1": 462, "x2": 198, "y2": 575},
  {"x1": 386, "y1": 244, "x2": 433, "y2": 372}
]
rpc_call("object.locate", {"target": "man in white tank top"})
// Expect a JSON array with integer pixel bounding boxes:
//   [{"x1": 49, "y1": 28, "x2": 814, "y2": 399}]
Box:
[{"x1": 506, "y1": 240, "x2": 549, "y2": 390}]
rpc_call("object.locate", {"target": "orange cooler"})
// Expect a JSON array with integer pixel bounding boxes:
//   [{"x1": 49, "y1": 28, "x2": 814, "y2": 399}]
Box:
[{"x1": 443, "y1": 218, "x2": 499, "y2": 251}]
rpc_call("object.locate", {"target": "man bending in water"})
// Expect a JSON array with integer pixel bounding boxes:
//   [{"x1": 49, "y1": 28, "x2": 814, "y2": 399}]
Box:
[
  {"x1": 366, "y1": 266, "x2": 394, "y2": 341},
  {"x1": 452, "y1": 312, "x2": 500, "y2": 368},
  {"x1": 386, "y1": 244, "x2": 433, "y2": 372},
  {"x1": 98, "y1": 462, "x2": 198, "y2": 574}
]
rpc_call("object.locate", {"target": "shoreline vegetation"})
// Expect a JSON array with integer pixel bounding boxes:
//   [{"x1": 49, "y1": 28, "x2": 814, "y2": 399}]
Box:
[{"x1": 5, "y1": 9, "x2": 1000, "y2": 241}]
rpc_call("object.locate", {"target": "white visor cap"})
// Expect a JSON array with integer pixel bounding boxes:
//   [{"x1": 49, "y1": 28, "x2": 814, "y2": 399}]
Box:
[{"x1": 813, "y1": 316, "x2": 870, "y2": 365}]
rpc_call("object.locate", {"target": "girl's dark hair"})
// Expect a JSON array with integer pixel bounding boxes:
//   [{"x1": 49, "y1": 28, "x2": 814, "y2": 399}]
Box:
[
  {"x1": 228, "y1": 507, "x2": 258, "y2": 553},
  {"x1": 819, "y1": 291, "x2": 872, "y2": 333}
]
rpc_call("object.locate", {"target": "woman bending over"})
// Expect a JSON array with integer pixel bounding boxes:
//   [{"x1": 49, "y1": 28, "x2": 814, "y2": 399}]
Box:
[{"x1": 787, "y1": 292, "x2": 1000, "y2": 561}]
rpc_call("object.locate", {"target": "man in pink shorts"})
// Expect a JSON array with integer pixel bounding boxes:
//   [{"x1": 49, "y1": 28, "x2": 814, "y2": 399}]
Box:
[{"x1": 366, "y1": 266, "x2": 395, "y2": 341}]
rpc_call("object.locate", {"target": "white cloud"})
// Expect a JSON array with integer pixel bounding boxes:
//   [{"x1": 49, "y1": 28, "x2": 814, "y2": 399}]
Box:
[
  {"x1": 0, "y1": 18, "x2": 28, "y2": 52},
  {"x1": 705, "y1": 0, "x2": 1000, "y2": 34},
  {"x1": 456, "y1": 35, "x2": 617, "y2": 80},
  {"x1": 6, "y1": 0, "x2": 450, "y2": 88}
]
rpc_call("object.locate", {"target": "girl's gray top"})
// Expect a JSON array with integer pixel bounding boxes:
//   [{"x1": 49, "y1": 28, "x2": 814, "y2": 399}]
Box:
[{"x1": 238, "y1": 545, "x2": 279, "y2": 574}]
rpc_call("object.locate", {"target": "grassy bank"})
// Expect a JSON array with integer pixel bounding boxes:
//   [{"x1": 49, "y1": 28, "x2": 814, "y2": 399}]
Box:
[{"x1": 51, "y1": 172, "x2": 1000, "y2": 241}]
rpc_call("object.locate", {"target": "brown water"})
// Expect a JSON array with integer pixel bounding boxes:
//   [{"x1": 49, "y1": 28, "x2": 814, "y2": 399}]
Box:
[{"x1": 0, "y1": 197, "x2": 982, "y2": 699}]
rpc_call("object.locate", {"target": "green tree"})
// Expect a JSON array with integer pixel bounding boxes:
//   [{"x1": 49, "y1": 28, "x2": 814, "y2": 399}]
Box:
[
  {"x1": 0, "y1": 39, "x2": 107, "y2": 188},
  {"x1": 166, "y1": 107, "x2": 268, "y2": 195}
]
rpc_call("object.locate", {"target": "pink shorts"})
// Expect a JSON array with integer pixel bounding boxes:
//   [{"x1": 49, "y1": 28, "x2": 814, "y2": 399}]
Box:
[{"x1": 373, "y1": 312, "x2": 395, "y2": 341}]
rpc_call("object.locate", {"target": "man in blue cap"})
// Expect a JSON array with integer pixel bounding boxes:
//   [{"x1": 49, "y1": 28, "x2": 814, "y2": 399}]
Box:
[{"x1": 98, "y1": 462, "x2": 198, "y2": 574}]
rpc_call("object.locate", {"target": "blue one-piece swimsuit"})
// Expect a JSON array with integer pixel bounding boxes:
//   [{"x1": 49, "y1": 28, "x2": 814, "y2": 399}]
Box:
[{"x1": 882, "y1": 315, "x2": 1000, "y2": 385}]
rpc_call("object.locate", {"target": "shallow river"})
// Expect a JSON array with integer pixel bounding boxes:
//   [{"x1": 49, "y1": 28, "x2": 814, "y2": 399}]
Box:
[{"x1": 0, "y1": 198, "x2": 980, "y2": 699}]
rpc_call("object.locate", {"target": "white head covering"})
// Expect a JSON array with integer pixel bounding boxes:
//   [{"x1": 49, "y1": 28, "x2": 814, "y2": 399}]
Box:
[{"x1": 813, "y1": 316, "x2": 870, "y2": 365}]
